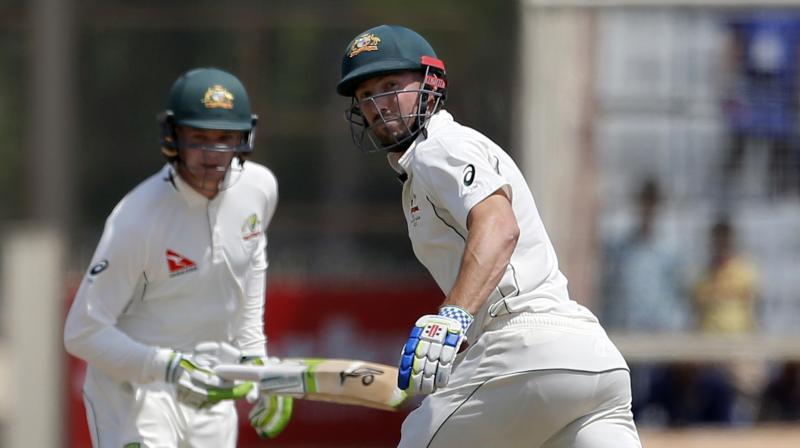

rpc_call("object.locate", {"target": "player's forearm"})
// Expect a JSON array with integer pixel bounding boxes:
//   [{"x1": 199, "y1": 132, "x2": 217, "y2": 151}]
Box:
[
  {"x1": 235, "y1": 267, "x2": 268, "y2": 358},
  {"x1": 64, "y1": 315, "x2": 170, "y2": 384},
  {"x1": 444, "y1": 198, "x2": 519, "y2": 315}
]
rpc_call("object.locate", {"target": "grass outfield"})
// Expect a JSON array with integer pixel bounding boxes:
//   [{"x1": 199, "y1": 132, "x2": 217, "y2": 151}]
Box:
[{"x1": 640, "y1": 425, "x2": 800, "y2": 448}]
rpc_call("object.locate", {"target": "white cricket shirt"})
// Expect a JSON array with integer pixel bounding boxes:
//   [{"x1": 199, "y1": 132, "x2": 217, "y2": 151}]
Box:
[
  {"x1": 64, "y1": 162, "x2": 277, "y2": 385},
  {"x1": 391, "y1": 111, "x2": 602, "y2": 342}
]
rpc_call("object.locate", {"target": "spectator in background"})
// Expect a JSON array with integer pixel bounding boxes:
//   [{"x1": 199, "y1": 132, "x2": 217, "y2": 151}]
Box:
[
  {"x1": 721, "y1": 12, "x2": 800, "y2": 198},
  {"x1": 692, "y1": 218, "x2": 759, "y2": 334},
  {"x1": 637, "y1": 218, "x2": 758, "y2": 426},
  {"x1": 685, "y1": 217, "x2": 762, "y2": 424},
  {"x1": 601, "y1": 179, "x2": 690, "y2": 424},
  {"x1": 602, "y1": 179, "x2": 688, "y2": 333}
]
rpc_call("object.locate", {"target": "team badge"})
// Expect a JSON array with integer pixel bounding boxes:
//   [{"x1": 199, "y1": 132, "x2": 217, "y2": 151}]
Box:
[
  {"x1": 409, "y1": 194, "x2": 421, "y2": 227},
  {"x1": 166, "y1": 249, "x2": 197, "y2": 277},
  {"x1": 349, "y1": 33, "x2": 381, "y2": 58},
  {"x1": 202, "y1": 85, "x2": 234, "y2": 110},
  {"x1": 241, "y1": 213, "x2": 262, "y2": 240}
]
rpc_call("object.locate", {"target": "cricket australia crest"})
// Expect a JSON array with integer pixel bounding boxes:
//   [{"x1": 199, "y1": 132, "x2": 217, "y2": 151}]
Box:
[
  {"x1": 202, "y1": 84, "x2": 234, "y2": 109},
  {"x1": 242, "y1": 213, "x2": 262, "y2": 240},
  {"x1": 349, "y1": 33, "x2": 381, "y2": 58}
]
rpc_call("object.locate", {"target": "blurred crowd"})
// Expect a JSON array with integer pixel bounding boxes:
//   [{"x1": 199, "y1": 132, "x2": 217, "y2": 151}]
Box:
[
  {"x1": 599, "y1": 11, "x2": 800, "y2": 428},
  {"x1": 601, "y1": 177, "x2": 799, "y2": 426}
]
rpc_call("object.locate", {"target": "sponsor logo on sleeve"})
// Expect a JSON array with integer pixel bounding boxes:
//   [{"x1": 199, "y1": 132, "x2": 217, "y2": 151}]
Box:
[
  {"x1": 462, "y1": 164, "x2": 475, "y2": 187},
  {"x1": 89, "y1": 259, "x2": 109, "y2": 276}
]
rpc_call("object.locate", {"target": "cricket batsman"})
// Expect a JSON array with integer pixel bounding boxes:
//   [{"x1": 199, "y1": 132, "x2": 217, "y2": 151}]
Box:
[
  {"x1": 64, "y1": 67, "x2": 292, "y2": 447},
  {"x1": 337, "y1": 25, "x2": 642, "y2": 447}
]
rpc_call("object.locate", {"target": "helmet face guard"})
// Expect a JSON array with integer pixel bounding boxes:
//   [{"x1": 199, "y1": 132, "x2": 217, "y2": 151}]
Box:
[
  {"x1": 177, "y1": 148, "x2": 246, "y2": 194},
  {"x1": 345, "y1": 60, "x2": 447, "y2": 153},
  {"x1": 158, "y1": 111, "x2": 258, "y2": 192},
  {"x1": 159, "y1": 111, "x2": 258, "y2": 160}
]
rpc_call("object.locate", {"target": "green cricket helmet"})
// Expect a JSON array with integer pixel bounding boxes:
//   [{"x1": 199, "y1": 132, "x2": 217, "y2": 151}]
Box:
[
  {"x1": 159, "y1": 67, "x2": 258, "y2": 161},
  {"x1": 337, "y1": 25, "x2": 447, "y2": 153}
]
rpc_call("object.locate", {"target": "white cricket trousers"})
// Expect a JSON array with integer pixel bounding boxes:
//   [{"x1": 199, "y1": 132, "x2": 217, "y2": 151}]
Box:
[
  {"x1": 82, "y1": 366, "x2": 238, "y2": 448},
  {"x1": 399, "y1": 368, "x2": 641, "y2": 448}
]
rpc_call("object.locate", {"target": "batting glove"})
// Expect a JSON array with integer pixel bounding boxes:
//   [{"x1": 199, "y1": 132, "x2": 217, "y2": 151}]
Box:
[
  {"x1": 192, "y1": 341, "x2": 243, "y2": 366},
  {"x1": 166, "y1": 345, "x2": 253, "y2": 409},
  {"x1": 243, "y1": 357, "x2": 294, "y2": 439},
  {"x1": 398, "y1": 306, "x2": 473, "y2": 395}
]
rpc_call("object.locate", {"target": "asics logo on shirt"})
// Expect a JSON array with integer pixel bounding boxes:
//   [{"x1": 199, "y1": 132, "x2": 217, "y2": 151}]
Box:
[
  {"x1": 89, "y1": 259, "x2": 109, "y2": 276},
  {"x1": 462, "y1": 164, "x2": 475, "y2": 186},
  {"x1": 166, "y1": 249, "x2": 197, "y2": 277}
]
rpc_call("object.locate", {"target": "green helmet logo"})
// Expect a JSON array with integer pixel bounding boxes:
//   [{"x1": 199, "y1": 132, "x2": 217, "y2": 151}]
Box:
[
  {"x1": 167, "y1": 67, "x2": 252, "y2": 131},
  {"x1": 202, "y1": 85, "x2": 235, "y2": 110},
  {"x1": 159, "y1": 67, "x2": 258, "y2": 160},
  {"x1": 348, "y1": 33, "x2": 382, "y2": 58},
  {"x1": 337, "y1": 24, "x2": 445, "y2": 97}
]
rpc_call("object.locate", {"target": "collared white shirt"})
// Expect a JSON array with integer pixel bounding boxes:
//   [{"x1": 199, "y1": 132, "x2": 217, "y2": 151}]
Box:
[
  {"x1": 391, "y1": 111, "x2": 598, "y2": 341},
  {"x1": 64, "y1": 162, "x2": 277, "y2": 384}
]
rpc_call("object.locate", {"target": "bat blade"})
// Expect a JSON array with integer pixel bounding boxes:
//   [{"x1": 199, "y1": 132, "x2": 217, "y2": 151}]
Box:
[{"x1": 213, "y1": 358, "x2": 406, "y2": 411}]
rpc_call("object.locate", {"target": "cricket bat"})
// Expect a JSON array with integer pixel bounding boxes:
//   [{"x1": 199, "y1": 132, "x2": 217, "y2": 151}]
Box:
[{"x1": 213, "y1": 358, "x2": 406, "y2": 411}]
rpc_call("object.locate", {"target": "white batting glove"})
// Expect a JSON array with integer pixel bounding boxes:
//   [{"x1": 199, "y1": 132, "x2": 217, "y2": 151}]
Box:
[
  {"x1": 249, "y1": 394, "x2": 294, "y2": 438},
  {"x1": 242, "y1": 356, "x2": 294, "y2": 439},
  {"x1": 192, "y1": 341, "x2": 243, "y2": 366},
  {"x1": 398, "y1": 306, "x2": 473, "y2": 395},
  {"x1": 165, "y1": 351, "x2": 253, "y2": 409}
]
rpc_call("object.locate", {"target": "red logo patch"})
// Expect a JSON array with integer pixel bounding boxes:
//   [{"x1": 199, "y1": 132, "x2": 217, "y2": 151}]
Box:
[
  {"x1": 426, "y1": 324, "x2": 442, "y2": 338},
  {"x1": 166, "y1": 249, "x2": 197, "y2": 277}
]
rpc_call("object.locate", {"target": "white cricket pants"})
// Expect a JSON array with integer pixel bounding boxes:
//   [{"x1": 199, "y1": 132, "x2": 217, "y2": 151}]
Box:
[
  {"x1": 399, "y1": 311, "x2": 641, "y2": 448},
  {"x1": 399, "y1": 368, "x2": 640, "y2": 448},
  {"x1": 82, "y1": 366, "x2": 238, "y2": 448}
]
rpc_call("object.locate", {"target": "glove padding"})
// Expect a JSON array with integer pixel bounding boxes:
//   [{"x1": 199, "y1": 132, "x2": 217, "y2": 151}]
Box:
[
  {"x1": 243, "y1": 357, "x2": 294, "y2": 439},
  {"x1": 249, "y1": 393, "x2": 293, "y2": 438},
  {"x1": 398, "y1": 309, "x2": 471, "y2": 395},
  {"x1": 166, "y1": 342, "x2": 253, "y2": 409}
]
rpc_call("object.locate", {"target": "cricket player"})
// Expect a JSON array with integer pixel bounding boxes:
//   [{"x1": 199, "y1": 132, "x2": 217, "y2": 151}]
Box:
[
  {"x1": 64, "y1": 67, "x2": 292, "y2": 447},
  {"x1": 337, "y1": 25, "x2": 642, "y2": 447}
]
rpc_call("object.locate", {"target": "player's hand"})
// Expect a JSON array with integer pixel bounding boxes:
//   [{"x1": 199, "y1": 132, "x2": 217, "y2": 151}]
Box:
[
  {"x1": 398, "y1": 306, "x2": 473, "y2": 395},
  {"x1": 166, "y1": 349, "x2": 253, "y2": 409},
  {"x1": 243, "y1": 357, "x2": 294, "y2": 438},
  {"x1": 193, "y1": 341, "x2": 243, "y2": 366},
  {"x1": 249, "y1": 394, "x2": 293, "y2": 438}
]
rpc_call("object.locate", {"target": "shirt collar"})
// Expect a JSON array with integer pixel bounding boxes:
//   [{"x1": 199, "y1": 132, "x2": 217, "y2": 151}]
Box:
[
  {"x1": 166, "y1": 164, "x2": 210, "y2": 208},
  {"x1": 386, "y1": 110, "x2": 453, "y2": 176}
]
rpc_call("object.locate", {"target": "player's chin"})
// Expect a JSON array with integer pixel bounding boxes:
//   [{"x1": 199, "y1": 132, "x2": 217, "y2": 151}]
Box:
[
  {"x1": 189, "y1": 170, "x2": 225, "y2": 189},
  {"x1": 375, "y1": 128, "x2": 410, "y2": 146}
]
